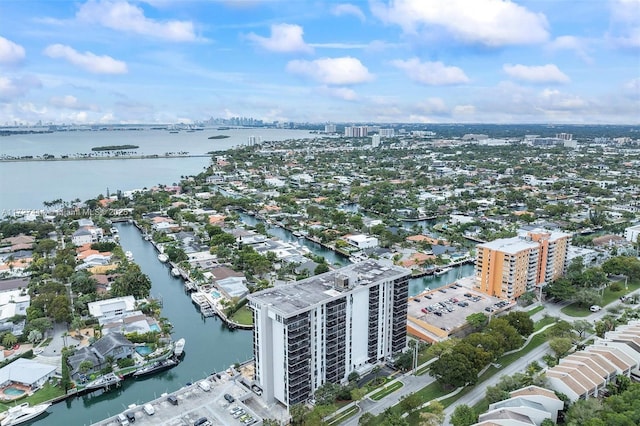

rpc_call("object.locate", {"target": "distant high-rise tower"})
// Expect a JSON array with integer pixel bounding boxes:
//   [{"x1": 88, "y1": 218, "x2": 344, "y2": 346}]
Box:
[
  {"x1": 324, "y1": 123, "x2": 336, "y2": 133},
  {"x1": 344, "y1": 126, "x2": 369, "y2": 137},
  {"x1": 248, "y1": 260, "x2": 410, "y2": 409},
  {"x1": 371, "y1": 134, "x2": 381, "y2": 148}
]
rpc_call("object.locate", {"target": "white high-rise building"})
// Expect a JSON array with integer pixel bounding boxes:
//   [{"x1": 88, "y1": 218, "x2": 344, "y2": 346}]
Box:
[
  {"x1": 324, "y1": 124, "x2": 336, "y2": 133},
  {"x1": 344, "y1": 126, "x2": 369, "y2": 137},
  {"x1": 379, "y1": 128, "x2": 395, "y2": 138},
  {"x1": 248, "y1": 260, "x2": 410, "y2": 408},
  {"x1": 371, "y1": 134, "x2": 381, "y2": 147}
]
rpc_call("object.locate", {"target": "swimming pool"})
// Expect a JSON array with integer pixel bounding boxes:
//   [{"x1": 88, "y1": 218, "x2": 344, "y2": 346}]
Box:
[
  {"x1": 135, "y1": 346, "x2": 153, "y2": 356},
  {"x1": 3, "y1": 387, "x2": 25, "y2": 397},
  {"x1": 211, "y1": 290, "x2": 221, "y2": 298},
  {"x1": 149, "y1": 323, "x2": 160, "y2": 332}
]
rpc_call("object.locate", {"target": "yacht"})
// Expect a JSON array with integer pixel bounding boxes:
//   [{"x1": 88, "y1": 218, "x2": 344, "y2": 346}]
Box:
[
  {"x1": 0, "y1": 402, "x2": 51, "y2": 426},
  {"x1": 83, "y1": 372, "x2": 122, "y2": 391},
  {"x1": 173, "y1": 338, "x2": 186, "y2": 357},
  {"x1": 158, "y1": 253, "x2": 169, "y2": 263},
  {"x1": 171, "y1": 267, "x2": 181, "y2": 277},
  {"x1": 133, "y1": 358, "x2": 178, "y2": 378},
  {"x1": 125, "y1": 251, "x2": 134, "y2": 261}
]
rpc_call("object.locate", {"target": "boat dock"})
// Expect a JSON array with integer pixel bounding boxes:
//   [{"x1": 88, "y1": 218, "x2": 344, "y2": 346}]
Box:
[{"x1": 191, "y1": 292, "x2": 215, "y2": 317}]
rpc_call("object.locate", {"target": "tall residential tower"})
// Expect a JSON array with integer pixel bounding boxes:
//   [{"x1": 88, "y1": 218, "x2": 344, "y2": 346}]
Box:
[
  {"x1": 475, "y1": 229, "x2": 570, "y2": 299},
  {"x1": 247, "y1": 260, "x2": 410, "y2": 408}
]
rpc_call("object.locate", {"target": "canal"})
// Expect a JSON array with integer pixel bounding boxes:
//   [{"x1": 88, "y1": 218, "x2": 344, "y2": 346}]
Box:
[
  {"x1": 238, "y1": 213, "x2": 476, "y2": 296},
  {"x1": 40, "y1": 223, "x2": 253, "y2": 426}
]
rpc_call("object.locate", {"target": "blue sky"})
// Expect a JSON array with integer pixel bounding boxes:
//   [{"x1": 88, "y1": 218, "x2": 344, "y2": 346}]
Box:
[{"x1": 0, "y1": 0, "x2": 638, "y2": 125}]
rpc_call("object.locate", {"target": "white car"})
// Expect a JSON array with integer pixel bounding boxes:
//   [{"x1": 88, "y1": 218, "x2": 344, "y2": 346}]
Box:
[{"x1": 590, "y1": 305, "x2": 602, "y2": 312}]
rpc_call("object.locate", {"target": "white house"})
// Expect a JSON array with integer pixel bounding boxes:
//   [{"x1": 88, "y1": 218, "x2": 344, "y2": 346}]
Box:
[
  {"x1": 623, "y1": 224, "x2": 640, "y2": 243},
  {"x1": 0, "y1": 358, "x2": 56, "y2": 389},
  {"x1": 88, "y1": 296, "x2": 136, "y2": 324},
  {"x1": 344, "y1": 234, "x2": 379, "y2": 249},
  {"x1": 71, "y1": 226, "x2": 103, "y2": 246}
]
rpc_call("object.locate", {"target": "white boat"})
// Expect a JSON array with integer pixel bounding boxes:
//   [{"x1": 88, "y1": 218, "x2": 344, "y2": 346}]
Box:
[
  {"x1": 171, "y1": 268, "x2": 181, "y2": 277},
  {"x1": 174, "y1": 338, "x2": 185, "y2": 357},
  {"x1": 434, "y1": 267, "x2": 453, "y2": 276},
  {"x1": 0, "y1": 402, "x2": 51, "y2": 426},
  {"x1": 125, "y1": 251, "x2": 134, "y2": 261},
  {"x1": 83, "y1": 372, "x2": 121, "y2": 391},
  {"x1": 158, "y1": 253, "x2": 169, "y2": 263}
]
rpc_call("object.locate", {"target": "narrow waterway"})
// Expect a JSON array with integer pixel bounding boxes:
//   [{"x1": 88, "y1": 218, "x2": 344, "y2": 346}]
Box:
[
  {"x1": 238, "y1": 213, "x2": 476, "y2": 296},
  {"x1": 40, "y1": 223, "x2": 253, "y2": 426}
]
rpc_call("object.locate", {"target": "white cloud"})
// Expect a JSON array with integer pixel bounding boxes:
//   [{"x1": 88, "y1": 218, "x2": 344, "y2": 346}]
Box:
[
  {"x1": 547, "y1": 36, "x2": 593, "y2": 63},
  {"x1": 539, "y1": 88, "x2": 587, "y2": 110},
  {"x1": 391, "y1": 58, "x2": 469, "y2": 85},
  {"x1": 0, "y1": 37, "x2": 26, "y2": 65},
  {"x1": 609, "y1": 0, "x2": 640, "y2": 48},
  {"x1": 332, "y1": 4, "x2": 366, "y2": 22},
  {"x1": 625, "y1": 77, "x2": 640, "y2": 95},
  {"x1": 286, "y1": 57, "x2": 373, "y2": 85},
  {"x1": 0, "y1": 75, "x2": 42, "y2": 101},
  {"x1": 453, "y1": 105, "x2": 476, "y2": 115},
  {"x1": 417, "y1": 97, "x2": 448, "y2": 114},
  {"x1": 76, "y1": 0, "x2": 198, "y2": 42},
  {"x1": 246, "y1": 24, "x2": 313, "y2": 53},
  {"x1": 318, "y1": 86, "x2": 358, "y2": 101},
  {"x1": 43, "y1": 44, "x2": 128, "y2": 74},
  {"x1": 503, "y1": 64, "x2": 570, "y2": 84},
  {"x1": 49, "y1": 95, "x2": 100, "y2": 111},
  {"x1": 371, "y1": 0, "x2": 549, "y2": 46}
]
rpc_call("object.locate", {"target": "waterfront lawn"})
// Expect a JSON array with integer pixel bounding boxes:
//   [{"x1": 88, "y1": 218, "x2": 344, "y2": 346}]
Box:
[
  {"x1": 370, "y1": 381, "x2": 403, "y2": 401},
  {"x1": 0, "y1": 383, "x2": 65, "y2": 412},
  {"x1": 229, "y1": 306, "x2": 253, "y2": 326}
]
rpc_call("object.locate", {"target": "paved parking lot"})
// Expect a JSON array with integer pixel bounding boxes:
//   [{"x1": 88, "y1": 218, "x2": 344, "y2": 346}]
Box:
[
  {"x1": 407, "y1": 279, "x2": 513, "y2": 341},
  {"x1": 91, "y1": 369, "x2": 284, "y2": 426}
]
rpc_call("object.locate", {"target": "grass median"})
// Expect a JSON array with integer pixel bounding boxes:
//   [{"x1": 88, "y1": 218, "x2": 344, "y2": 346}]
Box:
[{"x1": 370, "y1": 381, "x2": 403, "y2": 401}]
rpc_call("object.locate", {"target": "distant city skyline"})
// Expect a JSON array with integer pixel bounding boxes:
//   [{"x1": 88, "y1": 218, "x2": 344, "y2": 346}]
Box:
[{"x1": 0, "y1": 0, "x2": 639, "y2": 125}]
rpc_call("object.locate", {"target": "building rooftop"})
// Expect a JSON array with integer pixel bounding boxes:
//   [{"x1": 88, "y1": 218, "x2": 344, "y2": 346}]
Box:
[
  {"x1": 478, "y1": 237, "x2": 538, "y2": 255},
  {"x1": 248, "y1": 260, "x2": 409, "y2": 317}
]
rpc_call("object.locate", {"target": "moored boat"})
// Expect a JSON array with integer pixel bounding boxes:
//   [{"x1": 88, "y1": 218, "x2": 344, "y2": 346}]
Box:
[
  {"x1": 83, "y1": 372, "x2": 122, "y2": 391},
  {"x1": 173, "y1": 338, "x2": 185, "y2": 357},
  {"x1": 434, "y1": 267, "x2": 453, "y2": 276},
  {"x1": 0, "y1": 402, "x2": 51, "y2": 426},
  {"x1": 125, "y1": 251, "x2": 134, "y2": 261},
  {"x1": 158, "y1": 253, "x2": 169, "y2": 263},
  {"x1": 133, "y1": 358, "x2": 178, "y2": 378},
  {"x1": 171, "y1": 267, "x2": 180, "y2": 277}
]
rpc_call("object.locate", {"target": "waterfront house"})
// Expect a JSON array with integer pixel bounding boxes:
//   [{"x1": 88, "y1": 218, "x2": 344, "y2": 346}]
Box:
[
  {"x1": 344, "y1": 234, "x2": 379, "y2": 250},
  {"x1": 88, "y1": 296, "x2": 136, "y2": 324},
  {"x1": 67, "y1": 333, "x2": 135, "y2": 380},
  {"x1": 0, "y1": 358, "x2": 56, "y2": 391},
  {"x1": 72, "y1": 226, "x2": 103, "y2": 246}
]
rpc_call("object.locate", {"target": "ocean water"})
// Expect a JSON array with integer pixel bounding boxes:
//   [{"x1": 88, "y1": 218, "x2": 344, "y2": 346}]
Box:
[{"x1": 0, "y1": 128, "x2": 313, "y2": 212}]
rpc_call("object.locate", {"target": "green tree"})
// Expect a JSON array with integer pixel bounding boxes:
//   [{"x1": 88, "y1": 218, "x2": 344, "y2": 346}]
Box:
[
  {"x1": 111, "y1": 263, "x2": 152, "y2": 299},
  {"x1": 549, "y1": 337, "x2": 573, "y2": 361},
  {"x1": 314, "y1": 382, "x2": 341, "y2": 406},
  {"x1": 314, "y1": 263, "x2": 330, "y2": 275},
  {"x1": 429, "y1": 352, "x2": 478, "y2": 389},
  {"x1": 572, "y1": 319, "x2": 595, "y2": 340},
  {"x1": 28, "y1": 330, "x2": 43, "y2": 343},
  {"x1": 466, "y1": 313, "x2": 488, "y2": 331},
  {"x1": 48, "y1": 295, "x2": 72, "y2": 323},
  {"x1": 450, "y1": 404, "x2": 478, "y2": 426},
  {"x1": 2, "y1": 333, "x2": 17, "y2": 348},
  {"x1": 565, "y1": 398, "x2": 604, "y2": 426},
  {"x1": 399, "y1": 392, "x2": 422, "y2": 413},
  {"x1": 289, "y1": 403, "x2": 310, "y2": 426},
  {"x1": 504, "y1": 311, "x2": 534, "y2": 336},
  {"x1": 78, "y1": 360, "x2": 94, "y2": 374}
]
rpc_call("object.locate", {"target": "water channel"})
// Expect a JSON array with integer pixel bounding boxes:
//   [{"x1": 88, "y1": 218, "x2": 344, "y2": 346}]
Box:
[
  {"x1": 41, "y1": 223, "x2": 253, "y2": 426},
  {"x1": 40, "y1": 216, "x2": 474, "y2": 425}
]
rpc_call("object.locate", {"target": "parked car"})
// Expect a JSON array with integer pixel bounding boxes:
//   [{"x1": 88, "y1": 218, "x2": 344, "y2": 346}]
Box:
[
  {"x1": 590, "y1": 305, "x2": 602, "y2": 312},
  {"x1": 224, "y1": 393, "x2": 235, "y2": 403},
  {"x1": 143, "y1": 404, "x2": 155, "y2": 416}
]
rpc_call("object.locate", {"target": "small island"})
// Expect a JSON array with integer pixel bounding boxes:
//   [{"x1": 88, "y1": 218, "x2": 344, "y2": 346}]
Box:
[
  {"x1": 207, "y1": 135, "x2": 230, "y2": 140},
  {"x1": 91, "y1": 144, "x2": 139, "y2": 151}
]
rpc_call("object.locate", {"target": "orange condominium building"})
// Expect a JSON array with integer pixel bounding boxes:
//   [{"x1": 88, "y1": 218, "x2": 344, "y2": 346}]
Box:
[{"x1": 475, "y1": 229, "x2": 571, "y2": 300}]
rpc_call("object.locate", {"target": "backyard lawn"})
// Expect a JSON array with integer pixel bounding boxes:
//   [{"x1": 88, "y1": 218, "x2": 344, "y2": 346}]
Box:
[{"x1": 229, "y1": 306, "x2": 253, "y2": 326}]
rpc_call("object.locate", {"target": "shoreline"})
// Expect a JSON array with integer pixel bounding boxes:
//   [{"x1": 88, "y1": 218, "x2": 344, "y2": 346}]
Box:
[{"x1": 0, "y1": 154, "x2": 211, "y2": 163}]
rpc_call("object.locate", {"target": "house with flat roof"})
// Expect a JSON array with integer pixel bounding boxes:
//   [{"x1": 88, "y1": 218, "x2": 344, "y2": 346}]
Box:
[{"x1": 87, "y1": 296, "x2": 136, "y2": 324}]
